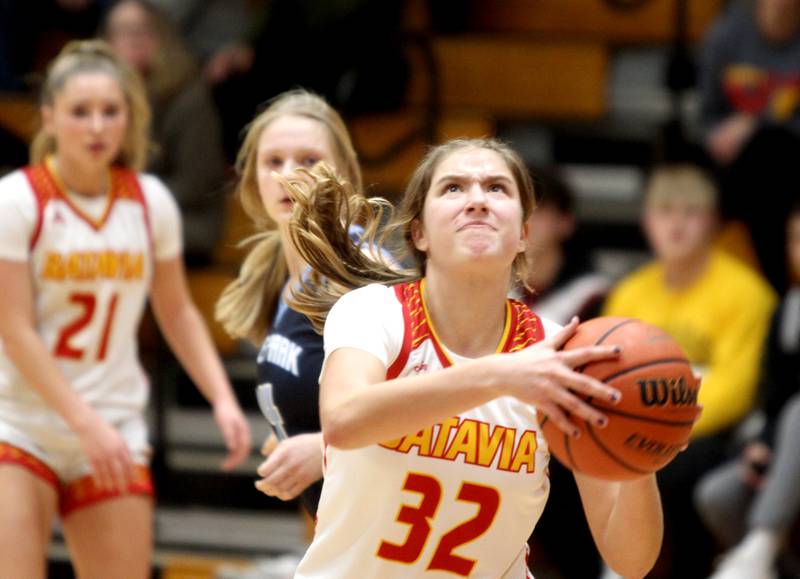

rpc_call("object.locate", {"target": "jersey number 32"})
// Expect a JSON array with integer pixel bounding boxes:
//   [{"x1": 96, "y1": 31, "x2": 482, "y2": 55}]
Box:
[{"x1": 377, "y1": 472, "x2": 500, "y2": 576}]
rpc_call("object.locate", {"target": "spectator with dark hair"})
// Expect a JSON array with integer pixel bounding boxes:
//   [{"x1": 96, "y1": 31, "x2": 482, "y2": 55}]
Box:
[
  {"x1": 604, "y1": 163, "x2": 776, "y2": 578},
  {"x1": 696, "y1": 200, "x2": 800, "y2": 579},
  {"x1": 103, "y1": 0, "x2": 227, "y2": 265},
  {"x1": 699, "y1": 0, "x2": 800, "y2": 292}
]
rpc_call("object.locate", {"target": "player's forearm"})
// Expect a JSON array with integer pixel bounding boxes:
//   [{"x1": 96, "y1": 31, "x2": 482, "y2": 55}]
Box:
[
  {"x1": 601, "y1": 476, "x2": 663, "y2": 578},
  {"x1": 322, "y1": 356, "x2": 504, "y2": 449},
  {"x1": 0, "y1": 324, "x2": 99, "y2": 432},
  {"x1": 155, "y1": 302, "x2": 236, "y2": 406}
]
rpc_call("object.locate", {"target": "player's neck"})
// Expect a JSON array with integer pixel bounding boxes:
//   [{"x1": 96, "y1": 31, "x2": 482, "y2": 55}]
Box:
[
  {"x1": 422, "y1": 269, "x2": 509, "y2": 359},
  {"x1": 281, "y1": 226, "x2": 307, "y2": 284},
  {"x1": 51, "y1": 154, "x2": 110, "y2": 198}
]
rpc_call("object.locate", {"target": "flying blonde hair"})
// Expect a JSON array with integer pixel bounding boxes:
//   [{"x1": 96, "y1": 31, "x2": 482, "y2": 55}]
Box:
[
  {"x1": 30, "y1": 39, "x2": 150, "y2": 170},
  {"x1": 286, "y1": 138, "x2": 538, "y2": 333},
  {"x1": 215, "y1": 89, "x2": 362, "y2": 343}
]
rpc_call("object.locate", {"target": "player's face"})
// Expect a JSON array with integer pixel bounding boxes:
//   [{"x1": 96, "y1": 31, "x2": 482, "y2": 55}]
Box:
[
  {"x1": 105, "y1": 1, "x2": 159, "y2": 73},
  {"x1": 643, "y1": 198, "x2": 716, "y2": 264},
  {"x1": 786, "y1": 214, "x2": 800, "y2": 283},
  {"x1": 414, "y1": 147, "x2": 528, "y2": 273},
  {"x1": 42, "y1": 72, "x2": 129, "y2": 173},
  {"x1": 256, "y1": 115, "x2": 336, "y2": 225}
]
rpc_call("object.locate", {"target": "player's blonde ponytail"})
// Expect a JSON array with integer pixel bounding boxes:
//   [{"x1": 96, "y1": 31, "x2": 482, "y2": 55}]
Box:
[{"x1": 284, "y1": 164, "x2": 415, "y2": 332}]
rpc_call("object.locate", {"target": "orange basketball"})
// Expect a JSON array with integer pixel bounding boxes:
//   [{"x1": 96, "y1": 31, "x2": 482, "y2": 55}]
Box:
[{"x1": 538, "y1": 317, "x2": 702, "y2": 481}]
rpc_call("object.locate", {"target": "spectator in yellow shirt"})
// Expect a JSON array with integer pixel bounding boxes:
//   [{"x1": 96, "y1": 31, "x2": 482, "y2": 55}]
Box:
[{"x1": 604, "y1": 164, "x2": 776, "y2": 579}]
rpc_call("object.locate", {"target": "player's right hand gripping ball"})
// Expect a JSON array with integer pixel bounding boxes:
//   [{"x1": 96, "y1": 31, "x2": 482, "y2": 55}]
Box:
[{"x1": 539, "y1": 317, "x2": 702, "y2": 481}]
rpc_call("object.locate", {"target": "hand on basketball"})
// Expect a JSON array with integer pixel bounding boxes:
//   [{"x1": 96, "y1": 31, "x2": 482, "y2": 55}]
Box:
[
  {"x1": 76, "y1": 413, "x2": 135, "y2": 492},
  {"x1": 255, "y1": 432, "x2": 323, "y2": 501},
  {"x1": 213, "y1": 396, "x2": 252, "y2": 471},
  {"x1": 500, "y1": 317, "x2": 622, "y2": 438}
]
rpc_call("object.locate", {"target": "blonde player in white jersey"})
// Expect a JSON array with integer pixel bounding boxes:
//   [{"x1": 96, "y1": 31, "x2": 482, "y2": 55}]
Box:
[
  {"x1": 271, "y1": 139, "x2": 667, "y2": 578},
  {"x1": 0, "y1": 40, "x2": 251, "y2": 578}
]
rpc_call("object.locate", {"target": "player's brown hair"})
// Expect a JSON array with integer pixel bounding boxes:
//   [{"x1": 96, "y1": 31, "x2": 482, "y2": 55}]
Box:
[
  {"x1": 287, "y1": 138, "x2": 537, "y2": 332},
  {"x1": 30, "y1": 39, "x2": 150, "y2": 170},
  {"x1": 215, "y1": 89, "x2": 362, "y2": 343}
]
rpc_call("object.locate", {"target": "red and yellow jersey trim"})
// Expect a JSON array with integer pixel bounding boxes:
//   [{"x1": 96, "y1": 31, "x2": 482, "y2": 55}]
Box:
[
  {"x1": 387, "y1": 279, "x2": 544, "y2": 378},
  {"x1": 60, "y1": 464, "x2": 154, "y2": 517},
  {"x1": 0, "y1": 441, "x2": 59, "y2": 489},
  {"x1": 22, "y1": 158, "x2": 150, "y2": 246},
  {"x1": 0, "y1": 442, "x2": 154, "y2": 516}
]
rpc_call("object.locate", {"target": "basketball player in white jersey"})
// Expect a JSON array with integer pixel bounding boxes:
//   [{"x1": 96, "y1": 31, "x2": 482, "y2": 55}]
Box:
[
  {"x1": 281, "y1": 140, "x2": 667, "y2": 578},
  {"x1": 0, "y1": 40, "x2": 251, "y2": 578}
]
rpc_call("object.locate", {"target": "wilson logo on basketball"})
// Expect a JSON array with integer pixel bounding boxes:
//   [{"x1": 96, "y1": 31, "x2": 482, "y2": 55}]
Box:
[{"x1": 637, "y1": 376, "x2": 698, "y2": 407}]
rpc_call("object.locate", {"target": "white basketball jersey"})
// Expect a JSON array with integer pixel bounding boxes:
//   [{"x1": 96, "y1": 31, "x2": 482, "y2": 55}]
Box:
[
  {"x1": 0, "y1": 160, "x2": 153, "y2": 428},
  {"x1": 296, "y1": 281, "x2": 553, "y2": 579}
]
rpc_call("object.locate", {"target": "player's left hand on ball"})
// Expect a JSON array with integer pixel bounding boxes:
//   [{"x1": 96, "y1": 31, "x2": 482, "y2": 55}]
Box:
[
  {"x1": 255, "y1": 433, "x2": 323, "y2": 501},
  {"x1": 213, "y1": 396, "x2": 252, "y2": 471}
]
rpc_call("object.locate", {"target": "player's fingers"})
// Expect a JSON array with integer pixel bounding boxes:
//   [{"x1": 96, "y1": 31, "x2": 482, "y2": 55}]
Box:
[
  {"x1": 537, "y1": 402, "x2": 580, "y2": 438},
  {"x1": 560, "y1": 345, "x2": 622, "y2": 370},
  {"x1": 237, "y1": 419, "x2": 253, "y2": 454},
  {"x1": 544, "y1": 376, "x2": 608, "y2": 428},
  {"x1": 218, "y1": 421, "x2": 248, "y2": 471},
  {"x1": 219, "y1": 419, "x2": 237, "y2": 451},
  {"x1": 255, "y1": 473, "x2": 296, "y2": 501},
  {"x1": 255, "y1": 478, "x2": 280, "y2": 497},
  {"x1": 110, "y1": 458, "x2": 129, "y2": 492},
  {"x1": 256, "y1": 449, "x2": 285, "y2": 479},
  {"x1": 262, "y1": 462, "x2": 295, "y2": 491},
  {"x1": 106, "y1": 445, "x2": 133, "y2": 491},
  {"x1": 554, "y1": 367, "x2": 620, "y2": 406},
  {"x1": 90, "y1": 464, "x2": 105, "y2": 491},
  {"x1": 542, "y1": 317, "x2": 579, "y2": 350},
  {"x1": 220, "y1": 449, "x2": 239, "y2": 472},
  {"x1": 93, "y1": 460, "x2": 115, "y2": 492},
  {"x1": 279, "y1": 482, "x2": 305, "y2": 501}
]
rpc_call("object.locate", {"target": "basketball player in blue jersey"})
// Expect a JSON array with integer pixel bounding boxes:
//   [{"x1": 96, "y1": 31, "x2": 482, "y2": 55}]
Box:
[
  {"x1": 217, "y1": 90, "x2": 364, "y2": 514},
  {"x1": 281, "y1": 139, "x2": 672, "y2": 578}
]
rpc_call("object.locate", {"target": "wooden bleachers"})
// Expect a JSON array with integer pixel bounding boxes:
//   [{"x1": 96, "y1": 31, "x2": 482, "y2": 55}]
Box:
[
  {"x1": 213, "y1": 192, "x2": 254, "y2": 269},
  {"x1": 406, "y1": 37, "x2": 608, "y2": 119},
  {"x1": 0, "y1": 94, "x2": 38, "y2": 143},
  {"x1": 186, "y1": 268, "x2": 239, "y2": 357},
  {"x1": 351, "y1": 110, "x2": 495, "y2": 195},
  {"x1": 471, "y1": 0, "x2": 724, "y2": 44}
]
